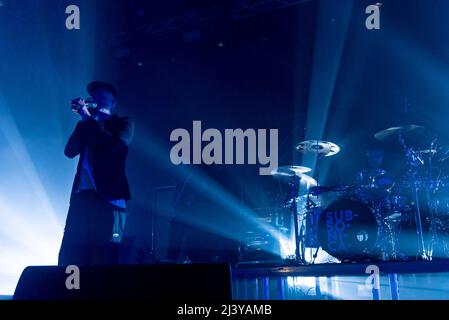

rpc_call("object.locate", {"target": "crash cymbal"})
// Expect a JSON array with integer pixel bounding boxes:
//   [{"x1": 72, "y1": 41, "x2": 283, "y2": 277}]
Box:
[
  {"x1": 295, "y1": 140, "x2": 340, "y2": 157},
  {"x1": 374, "y1": 125, "x2": 425, "y2": 141},
  {"x1": 271, "y1": 165, "x2": 312, "y2": 177}
]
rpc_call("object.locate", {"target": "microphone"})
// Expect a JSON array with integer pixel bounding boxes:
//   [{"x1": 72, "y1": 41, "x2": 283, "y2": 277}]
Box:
[
  {"x1": 71, "y1": 97, "x2": 97, "y2": 113},
  {"x1": 85, "y1": 97, "x2": 97, "y2": 108}
]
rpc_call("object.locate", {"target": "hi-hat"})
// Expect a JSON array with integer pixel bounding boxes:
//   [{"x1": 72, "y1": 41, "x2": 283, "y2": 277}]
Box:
[
  {"x1": 296, "y1": 173, "x2": 318, "y2": 187},
  {"x1": 271, "y1": 165, "x2": 312, "y2": 177},
  {"x1": 295, "y1": 140, "x2": 340, "y2": 157},
  {"x1": 271, "y1": 166, "x2": 317, "y2": 188},
  {"x1": 374, "y1": 125, "x2": 425, "y2": 141}
]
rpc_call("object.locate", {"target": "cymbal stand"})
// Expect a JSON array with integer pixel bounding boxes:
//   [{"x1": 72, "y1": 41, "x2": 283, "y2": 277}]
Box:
[
  {"x1": 313, "y1": 152, "x2": 326, "y2": 186},
  {"x1": 303, "y1": 152, "x2": 324, "y2": 263},
  {"x1": 285, "y1": 176, "x2": 312, "y2": 264},
  {"x1": 307, "y1": 153, "x2": 327, "y2": 263},
  {"x1": 424, "y1": 141, "x2": 439, "y2": 259},
  {"x1": 399, "y1": 133, "x2": 428, "y2": 260}
]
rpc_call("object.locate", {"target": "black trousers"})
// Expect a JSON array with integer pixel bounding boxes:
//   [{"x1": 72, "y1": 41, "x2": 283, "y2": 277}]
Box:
[{"x1": 58, "y1": 191, "x2": 126, "y2": 266}]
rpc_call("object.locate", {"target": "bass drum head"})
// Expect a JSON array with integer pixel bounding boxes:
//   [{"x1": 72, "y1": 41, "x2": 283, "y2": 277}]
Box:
[{"x1": 317, "y1": 198, "x2": 379, "y2": 261}]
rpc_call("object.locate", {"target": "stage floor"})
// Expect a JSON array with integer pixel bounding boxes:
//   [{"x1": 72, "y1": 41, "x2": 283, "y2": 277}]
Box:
[
  {"x1": 4, "y1": 260, "x2": 449, "y2": 300},
  {"x1": 231, "y1": 259, "x2": 449, "y2": 300}
]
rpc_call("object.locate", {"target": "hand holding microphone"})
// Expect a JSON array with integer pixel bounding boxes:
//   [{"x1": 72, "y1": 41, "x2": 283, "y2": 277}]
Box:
[{"x1": 71, "y1": 97, "x2": 97, "y2": 120}]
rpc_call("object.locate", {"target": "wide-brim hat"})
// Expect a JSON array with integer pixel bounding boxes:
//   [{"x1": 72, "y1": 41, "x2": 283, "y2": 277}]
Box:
[{"x1": 87, "y1": 81, "x2": 118, "y2": 100}]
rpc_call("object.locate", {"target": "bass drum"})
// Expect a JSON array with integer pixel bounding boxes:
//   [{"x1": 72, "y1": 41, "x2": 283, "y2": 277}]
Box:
[{"x1": 317, "y1": 198, "x2": 381, "y2": 262}]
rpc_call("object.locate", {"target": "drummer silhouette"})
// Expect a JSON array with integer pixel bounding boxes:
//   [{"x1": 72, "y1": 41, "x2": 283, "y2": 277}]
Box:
[
  {"x1": 355, "y1": 148, "x2": 397, "y2": 204},
  {"x1": 357, "y1": 149, "x2": 391, "y2": 189}
]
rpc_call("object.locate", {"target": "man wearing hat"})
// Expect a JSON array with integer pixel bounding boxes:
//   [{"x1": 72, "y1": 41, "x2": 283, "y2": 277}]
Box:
[{"x1": 58, "y1": 81, "x2": 134, "y2": 265}]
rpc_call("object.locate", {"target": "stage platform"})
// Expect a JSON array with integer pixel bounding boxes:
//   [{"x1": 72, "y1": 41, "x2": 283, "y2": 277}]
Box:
[
  {"x1": 231, "y1": 260, "x2": 449, "y2": 300},
  {"x1": 4, "y1": 260, "x2": 449, "y2": 300}
]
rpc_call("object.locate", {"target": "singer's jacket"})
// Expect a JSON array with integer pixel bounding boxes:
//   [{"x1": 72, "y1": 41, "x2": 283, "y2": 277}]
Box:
[{"x1": 64, "y1": 115, "x2": 134, "y2": 202}]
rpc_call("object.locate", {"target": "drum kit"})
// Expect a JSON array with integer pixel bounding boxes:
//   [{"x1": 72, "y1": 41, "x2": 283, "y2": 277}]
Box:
[{"x1": 271, "y1": 125, "x2": 449, "y2": 264}]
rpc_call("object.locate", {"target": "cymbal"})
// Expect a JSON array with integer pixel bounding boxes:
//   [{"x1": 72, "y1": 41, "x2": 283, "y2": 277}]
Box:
[
  {"x1": 271, "y1": 165, "x2": 312, "y2": 177},
  {"x1": 374, "y1": 125, "x2": 425, "y2": 141},
  {"x1": 271, "y1": 166, "x2": 317, "y2": 188},
  {"x1": 295, "y1": 140, "x2": 340, "y2": 157}
]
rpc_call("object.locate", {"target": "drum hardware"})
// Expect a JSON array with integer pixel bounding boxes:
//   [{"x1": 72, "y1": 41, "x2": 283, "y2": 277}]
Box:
[
  {"x1": 405, "y1": 136, "x2": 442, "y2": 260},
  {"x1": 378, "y1": 194, "x2": 413, "y2": 261},
  {"x1": 271, "y1": 166, "x2": 317, "y2": 263},
  {"x1": 381, "y1": 217, "x2": 402, "y2": 261},
  {"x1": 357, "y1": 168, "x2": 394, "y2": 190},
  {"x1": 416, "y1": 149, "x2": 438, "y2": 156},
  {"x1": 298, "y1": 192, "x2": 323, "y2": 263},
  {"x1": 398, "y1": 128, "x2": 427, "y2": 259},
  {"x1": 438, "y1": 147, "x2": 449, "y2": 163},
  {"x1": 287, "y1": 176, "x2": 302, "y2": 262},
  {"x1": 375, "y1": 125, "x2": 440, "y2": 260},
  {"x1": 422, "y1": 142, "x2": 442, "y2": 260},
  {"x1": 285, "y1": 140, "x2": 341, "y2": 262},
  {"x1": 381, "y1": 195, "x2": 409, "y2": 220}
]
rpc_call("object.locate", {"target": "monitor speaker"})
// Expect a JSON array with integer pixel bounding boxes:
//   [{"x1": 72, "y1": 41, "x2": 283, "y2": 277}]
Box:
[{"x1": 13, "y1": 263, "x2": 232, "y2": 300}]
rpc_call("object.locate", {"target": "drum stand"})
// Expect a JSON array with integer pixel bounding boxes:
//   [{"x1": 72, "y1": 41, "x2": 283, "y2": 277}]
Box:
[
  {"x1": 292, "y1": 155, "x2": 323, "y2": 264},
  {"x1": 422, "y1": 144, "x2": 439, "y2": 259},
  {"x1": 285, "y1": 175, "x2": 318, "y2": 264},
  {"x1": 286, "y1": 177, "x2": 303, "y2": 263},
  {"x1": 382, "y1": 217, "x2": 402, "y2": 261},
  {"x1": 309, "y1": 155, "x2": 325, "y2": 263},
  {"x1": 399, "y1": 134, "x2": 429, "y2": 260}
]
